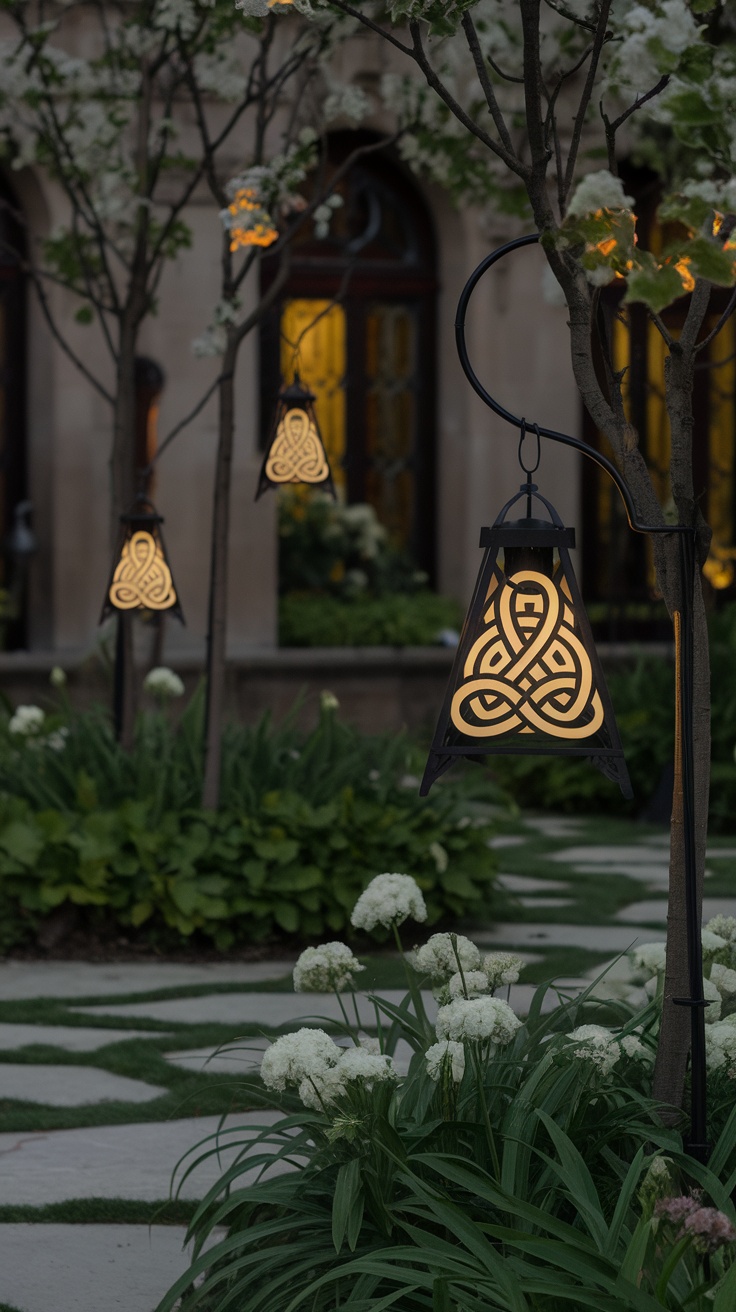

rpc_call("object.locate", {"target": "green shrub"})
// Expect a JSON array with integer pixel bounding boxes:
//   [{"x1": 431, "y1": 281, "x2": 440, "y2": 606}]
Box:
[
  {"x1": 0, "y1": 788, "x2": 497, "y2": 952},
  {"x1": 279, "y1": 591, "x2": 462, "y2": 647}
]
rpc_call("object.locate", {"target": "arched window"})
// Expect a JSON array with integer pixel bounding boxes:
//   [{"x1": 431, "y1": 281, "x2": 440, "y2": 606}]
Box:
[
  {"x1": 0, "y1": 174, "x2": 28, "y2": 649},
  {"x1": 582, "y1": 165, "x2": 736, "y2": 640},
  {"x1": 260, "y1": 132, "x2": 438, "y2": 577}
]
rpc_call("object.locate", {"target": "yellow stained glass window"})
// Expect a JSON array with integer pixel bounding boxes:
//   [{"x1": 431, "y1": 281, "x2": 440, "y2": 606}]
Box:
[{"x1": 280, "y1": 299, "x2": 346, "y2": 494}]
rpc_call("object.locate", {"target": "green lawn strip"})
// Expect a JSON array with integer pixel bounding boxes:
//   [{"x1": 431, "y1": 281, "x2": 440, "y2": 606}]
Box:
[
  {"x1": 0, "y1": 1199, "x2": 199, "y2": 1225},
  {"x1": 0, "y1": 1302, "x2": 23, "y2": 1311}
]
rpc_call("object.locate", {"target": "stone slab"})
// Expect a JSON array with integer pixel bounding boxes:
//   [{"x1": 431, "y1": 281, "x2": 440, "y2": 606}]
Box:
[
  {"x1": 488, "y1": 835, "x2": 527, "y2": 850},
  {"x1": 616, "y1": 898, "x2": 736, "y2": 924},
  {"x1": 0, "y1": 1223, "x2": 223, "y2": 1312},
  {"x1": 497, "y1": 874, "x2": 569, "y2": 893},
  {"x1": 0, "y1": 1112, "x2": 285, "y2": 1205},
  {"x1": 0, "y1": 960, "x2": 296, "y2": 1001},
  {"x1": 474, "y1": 923, "x2": 666, "y2": 952},
  {"x1": 0, "y1": 1024, "x2": 167, "y2": 1053},
  {"x1": 73, "y1": 989, "x2": 438, "y2": 1028},
  {"x1": 517, "y1": 897, "x2": 574, "y2": 909},
  {"x1": 551, "y1": 845, "x2": 673, "y2": 866},
  {"x1": 0, "y1": 1065, "x2": 166, "y2": 1107},
  {"x1": 523, "y1": 817, "x2": 585, "y2": 838},
  {"x1": 570, "y1": 863, "x2": 672, "y2": 885}
]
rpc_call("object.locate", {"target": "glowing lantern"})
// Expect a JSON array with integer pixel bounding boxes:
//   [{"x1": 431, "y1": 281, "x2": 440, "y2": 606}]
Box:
[
  {"x1": 420, "y1": 485, "x2": 631, "y2": 798},
  {"x1": 256, "y1": 375, "x2": 335, "y2": 499},
  {"x1": 100, "y1": 499, "x2": 183, "y2": 623}
]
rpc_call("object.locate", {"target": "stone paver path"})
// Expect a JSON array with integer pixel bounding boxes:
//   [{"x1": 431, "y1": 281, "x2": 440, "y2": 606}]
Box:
[{"x1": 1, "y1": 810, "x2": 735, "y2": 1311}]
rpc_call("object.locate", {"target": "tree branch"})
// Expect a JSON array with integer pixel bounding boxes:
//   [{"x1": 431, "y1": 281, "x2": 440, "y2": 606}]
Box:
[
  {"x1": 561, "y1": 0, "x2": 612, "y2": 204},
  {"x1": 460, "y1": 11, "x2": 517, "y2": 160}
]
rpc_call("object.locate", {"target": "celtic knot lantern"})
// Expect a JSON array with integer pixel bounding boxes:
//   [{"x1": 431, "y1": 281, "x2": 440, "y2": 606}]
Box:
[
  {"x1": 100, "y1": 498, "x2": 183, "y2": 624},
  {"x1": 420, "y1": 483, "x2": 632, "y2": 798},
  {"x1": 256, "y1": 375, "x2": 334, "y2": 500}
]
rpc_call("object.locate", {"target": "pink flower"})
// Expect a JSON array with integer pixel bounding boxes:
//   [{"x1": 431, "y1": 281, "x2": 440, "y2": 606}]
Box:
[{"x1": 655, "y1": 1195, "x2": 736, "y2": 1254}]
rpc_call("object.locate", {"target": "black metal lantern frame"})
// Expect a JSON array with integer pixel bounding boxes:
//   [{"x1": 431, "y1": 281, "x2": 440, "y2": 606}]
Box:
[
  {"x1": 256, "y1": 375, "x2": 335, "y2": 500},
  {"x1": 433, "y1": 232, "x2": 706, "y2": 1162},
  {"x1": 100, "y1": 496, "x2": 184, "y2": 625},
  {"x1": 422, "y1": 479, "x2": 632, "y2": 799}
]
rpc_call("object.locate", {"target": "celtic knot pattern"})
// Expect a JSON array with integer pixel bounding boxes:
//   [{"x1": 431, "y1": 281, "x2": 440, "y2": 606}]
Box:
[
  {"x1": 265, "y1": 407, "x2": 330, "y2": 485},
  {"x1": 108, "y1": 531, "x2": 177, "y2": 611},
  {"x1": 450, "y1": 568, "x2": 604, "y2": 740}
]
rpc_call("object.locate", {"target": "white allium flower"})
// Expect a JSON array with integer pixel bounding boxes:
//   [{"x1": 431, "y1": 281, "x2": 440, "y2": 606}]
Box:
[
  {"x1": 46, "y1": 728, "x2": 69, "y2": 753},
  {"x1": 706, "y1": 1022, "x2": 736, "y2": 1076},
  {"x1": 566, "y1": 1024, "x2": 621, "y2": 1076},
  {"x1": 320, "y1": 689, "x2": 339, "y2": 711},
  {"x1": 351, "y1": 873, "x2": 427, "y2": 932},
  {"x1": 143, "y1": 667, "x2": 185, "y2": 698},
  {"x1": 425, "y1": 1039, "x2": 465, "y2": 1084},
  {"x1": 435, "y1": 996, "x2": 521, "y2": 1046},
  {"x1": 448, "y1": 970, "x2": 489, "y2": 1000},
  {"x1": 260, "y1": 1027, "x2": 339, "y2": 1092},
  {"x1": 483, "y1": 953, "x2": 524, "y2": 991},
  {"x1": 428, "y1": 841, "x2": 448, "y2": 873},
  {"x1": 631, "y1": 942, "x2": 667, "y2": 977},
  {"x1": 411, "y1": 933, "x2": 480, "y2": 981},
  {"x1": 297, "y1": 1045, "x2": 396, "y2": 1110},
  {"x1": 49, "y1": 666, "x2": 67, "y2": 688},
  {"x1": 711, "y1": 964, "x2": 736, "y2": 1000},
  {"x1": 704, "y1": 976, "x2": 723, "y2": 1023},
  {"x1": 293, "y1": 942, "x2": 365, "y2": 993},
  {"x1": 8, "y1": 705, "x2": 44, "y2": 736},
  {"x1": 566, "y1": 170, "x2": 635, "y2": 218},
  {"x1": 702, "y1": 929, "x2": 728, "y2": 956},
  {"x1": 706, "y1": 916, "x2": 736, "y2": 944},
  {"x1": 620, "y1": 1034, "x2": 651, "y2": 1062}
]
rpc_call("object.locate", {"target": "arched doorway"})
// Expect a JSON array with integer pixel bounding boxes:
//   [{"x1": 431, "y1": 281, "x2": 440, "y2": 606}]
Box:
[
  {"x1": 0, "y1": 174, "x2": 28, "y2": 649},
  {"x1": 260, "y1": 132, "x2": 438, "y2": 578}
]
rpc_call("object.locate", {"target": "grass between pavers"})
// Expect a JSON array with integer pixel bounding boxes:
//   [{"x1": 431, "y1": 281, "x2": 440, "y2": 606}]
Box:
[{"x1": 0, "y1": 1199, "x2": 199, "y2": 1225}]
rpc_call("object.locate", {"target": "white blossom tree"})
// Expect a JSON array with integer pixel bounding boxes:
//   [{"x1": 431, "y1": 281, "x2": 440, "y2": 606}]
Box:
[{"x1": 269, "y1": 0, "x2": 736, "y2": 1116}]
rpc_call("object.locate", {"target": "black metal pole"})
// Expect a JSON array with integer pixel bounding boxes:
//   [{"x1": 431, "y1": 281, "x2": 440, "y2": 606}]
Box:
[
  {"x1": 673, "y1": 530, "x2": 709, "y2": 1163},
  {"x1": 455, "y1": 235, "x2": 708, "y2": 1160}
]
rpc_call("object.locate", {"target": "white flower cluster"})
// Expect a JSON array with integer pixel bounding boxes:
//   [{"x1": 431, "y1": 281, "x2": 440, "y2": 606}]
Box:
[
  {"x1": 448, "y1": 970, "x2": 488, "y2": 1000},
  {"x1": 143, "y1": 667, "x2": 185, "y2": 699},
  {"x1": 8, "y1": 705, "x2": 44, "y2": 736},
  {"x1": 339, "y1": 503, "x2": 388, "y2": 560},
  {"x1": 260, "y1": 1027, "x2": 395, "y2": 1110},
  {"x1": 435, "y1": 996, "x2": 521, "y2": 1046},
  {"x1": 483, "y1": 952, "x2": 525, "y2": 991},
  {"x1": 605, "y1": 0, "x2": 700, "y2": 99},
  {"x1": 293, "y1": 942, "x2": 365, "y2": 993},
  {"x1": 411, "y1": 933, "x2": 480, "y2": 981},
  {"x1": 565, "y1": 1024, "x2": 651, "y2": 1075},
  {"x1": 192, "y1": 298, "x2": 242, "y2": 359},
  {"x1": 706, "y1": 916, "x2": 736, "y2": 967},
  {"x1": 425, "y1": 1039, "x2": 465, "y2": 1084},
  {"x1": 351, "y1": 873, "x2": 427, "y2": 933},
  {"x1": 706, "y1": 1016, "x2": 736, "y2": 1078},
  {"x1": 566, "y1": 170, "x2": 634, "y2": 219}
]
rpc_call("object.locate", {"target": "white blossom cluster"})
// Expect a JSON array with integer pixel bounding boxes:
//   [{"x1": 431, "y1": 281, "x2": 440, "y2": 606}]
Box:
[
  {"x1": 448, "y1": 969, "x2": 488, "y2": 1000},
  {"x1": 411, "y1": 932, "x2": 480, "y2": 981},
  {"x1": 483, "y1": 952, "x2": 525, "y2": 991},
  {"x1": 350, "y1": 872, "x2": 427, "y2": 932},
  {"x1": 292, "y1": 942, "x2": 365, "y2": 993},
  {"x1": 425, "y1": 1039, "x2": 465, "y2": 1084},
  {"x1": 8, "y1": 705, "x2": 45, "y2": 736},
  {"x1": 706, "y1": 916, "x2": 736, "y2": 968},
  {"x1": 435, "y1": 995, "x2": 521, "y2": 1046},
  {"x1": 260, "y1": 1027, "x2": 395, "y2": 1110},
  {"x1": 604, "y1": 0, "x2": 701, "y2": 100},
  {"x1": 142, "y1": 667, "x2": 185, "y2": 698},
  {"x1": 192, "y1": 298, "x2": 242, "y2": 359},
  {"x1": 566, "y1": 170, "x2": 634, "y2": 219},
  {"x1": 219, "y1": 135, "x2": 320, "y2": 244},
  {"x1": 706, "y1": 1016, "x2": 736, "y2": 1078},
  {"x1": 565, "y1": 1024, "x2": 651, "y2": 1076}
]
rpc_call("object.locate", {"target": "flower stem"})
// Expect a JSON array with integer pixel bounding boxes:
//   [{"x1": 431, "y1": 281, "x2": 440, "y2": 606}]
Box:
[{"x1": 471, "y1": 1045, "x2": 500, "y2": 1178}]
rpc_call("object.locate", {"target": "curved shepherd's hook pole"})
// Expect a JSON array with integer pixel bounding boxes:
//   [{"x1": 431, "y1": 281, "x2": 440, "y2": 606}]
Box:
[{"x1": 455, "y1": 233, "x2": 708, "y2": 1163}]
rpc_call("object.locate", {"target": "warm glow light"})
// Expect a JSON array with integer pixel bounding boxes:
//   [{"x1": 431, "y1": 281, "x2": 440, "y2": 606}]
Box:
[
  {"x1": 713, "y1": 212, "x2": 724, "y2": 236},
  {"x1": 675, "y1": 257, "x2": 696, "y2": 292},
  {"x1": 227, "y1": 188, "x2": 278, "y2": 252},
  {"x1": 108, "y1": 531, "x2": 177, "y2": 611},
  {"x1": 265, "y1": 406, "x2": 331, "y2": 484},
  {"x1": 597, "y1": 237, "x2": 617, "y2": 257},
  {"x1": 450, "y1": 569, "x2": 604, "y2": 741}
]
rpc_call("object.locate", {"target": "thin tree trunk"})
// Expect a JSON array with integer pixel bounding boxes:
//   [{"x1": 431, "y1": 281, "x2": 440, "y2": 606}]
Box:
[{"x1": 201, "y1": 337, "x2": 238, "y2": 810}]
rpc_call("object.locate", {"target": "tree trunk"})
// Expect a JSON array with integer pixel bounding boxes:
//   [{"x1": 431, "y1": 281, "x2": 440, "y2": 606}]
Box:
[{"x1": 201, "y1": 337, "x2": 238, "y2": 810}]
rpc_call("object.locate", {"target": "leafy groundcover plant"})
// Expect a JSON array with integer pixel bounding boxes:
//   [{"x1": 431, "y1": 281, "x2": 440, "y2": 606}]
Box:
[
  {"x1": 0, "y1": 685, "x2": 499, "y2": 950},
  {"x1": 158, "y1": 883, "x2": 736, "y2": 1312}
]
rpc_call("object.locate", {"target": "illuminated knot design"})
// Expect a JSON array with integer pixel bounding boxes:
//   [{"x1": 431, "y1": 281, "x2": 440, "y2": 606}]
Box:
[
  {"x1": 450, "y1": 568, "x2": 604, "y2": 740},
  {"x1": 108, "y1": 531, "x2": 177, "y2": 611},
  {"x1": 265, "y1": 407, "x2": 330, "y2": 485}
]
